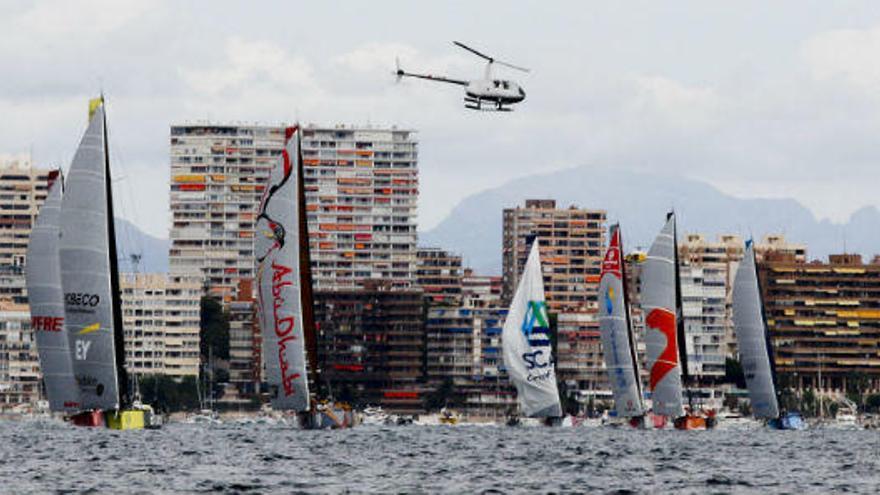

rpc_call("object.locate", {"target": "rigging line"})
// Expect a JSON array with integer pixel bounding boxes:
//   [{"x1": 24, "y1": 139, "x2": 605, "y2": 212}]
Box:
[{"x1": 106, "y1": 125, "x2": 145, "y2": 273}]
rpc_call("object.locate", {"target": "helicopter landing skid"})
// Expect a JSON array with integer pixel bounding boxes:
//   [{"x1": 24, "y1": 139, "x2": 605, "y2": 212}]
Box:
[{"x1": 465, "y1": 98, "x2": 512, "y2": 111}]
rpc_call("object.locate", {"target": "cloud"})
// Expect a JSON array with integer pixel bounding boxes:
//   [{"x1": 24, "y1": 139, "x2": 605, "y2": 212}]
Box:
[
  {"x1": 6, "y1": 2, "x2": 880, "y2": 240},
  {"x1": 179, "y1": 37, "x2": 317, "y2": 96},
  {"x1": 803, "y1": 25, "x2": 880, "y2": 93},
  {"x1": 15, "y1": 0, "x2": 154, "y2": 38}
]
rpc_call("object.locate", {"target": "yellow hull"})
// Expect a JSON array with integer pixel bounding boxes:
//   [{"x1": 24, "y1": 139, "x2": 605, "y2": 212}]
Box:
[{"x1": 106, "y1": 409, "x2": 145, "y2": 430}]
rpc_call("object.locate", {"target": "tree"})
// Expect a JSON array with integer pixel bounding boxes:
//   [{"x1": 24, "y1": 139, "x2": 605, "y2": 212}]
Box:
[
  {"x1": 557, "y1": 378, "x2": 579, "y2": 416},
  {"x1": 865, "y1": 394, "x2": 880, "y2": 413},
  {"x1": 200, "y1": 296, "x2": 230, "y2": 361},
  {"x1": 845, "y1": 372, "x2": 871, "y2": 408},
  {"x1": 139, "y1": 375, "x2": 200, "y2": 413},
  {"x1": 424, "y1": 377, "x2": 456, "y2": 411},
  {"x1": 801, "y1": 388, "x2": 817, "y2": 417},
  {"x1": 724, "y1": 358, "x2": 746, "y2": 389}
]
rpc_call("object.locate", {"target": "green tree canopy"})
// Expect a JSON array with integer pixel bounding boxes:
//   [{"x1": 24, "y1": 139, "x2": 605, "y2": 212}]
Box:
[{"x1": 200, "y1": 296, "x2": 230, "y2": 361}]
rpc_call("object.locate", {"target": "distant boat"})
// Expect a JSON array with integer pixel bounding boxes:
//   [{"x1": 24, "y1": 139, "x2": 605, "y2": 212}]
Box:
[
  {"x1": 598, "y1": 224, "x2": 647, "y2": 427},
  {"x1": 641, "y1": 212, "x2": 715, "y2": 430},
  {"x1": 25, "y1": 170, "x2": 80, "y2": 414},
  {"x1": 52, "y1": 97, "x2": 153, "y2": 429},
  {"x1": 255, "y1": 125, "x2": 356, "y2": 429},
  {"x1": 501, "y1": 239, "x2": 563, "y2": 424},
  {"x1": 732, "y1": 240, "x2": 806, "y2": 430}
]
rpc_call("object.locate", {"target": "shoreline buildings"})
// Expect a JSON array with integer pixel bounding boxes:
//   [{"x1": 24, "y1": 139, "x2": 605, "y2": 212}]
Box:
[
  {"x1": 502, "y1": 199, "x2": 606, "y2": 312},
  {"x1": 169, "y1": 123, "x2": 419, "y2": 294},
  {"x1": 759, "y1": 252, "x2": 880, "y2": 393},
  {"x1": 120, "y1": 273, "x2": 201, "y2": 378},
  {"x1": 502, "y1": 199, "x2": 607, "y2": 410},
  {"x1": 169, "y1": 122, "x2": 420, "y2": 409}
]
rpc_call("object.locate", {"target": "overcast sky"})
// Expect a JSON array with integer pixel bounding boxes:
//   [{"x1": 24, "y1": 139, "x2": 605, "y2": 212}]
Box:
[{"x1": 4, "y1": 0, "x2": 880, "y2": 238}]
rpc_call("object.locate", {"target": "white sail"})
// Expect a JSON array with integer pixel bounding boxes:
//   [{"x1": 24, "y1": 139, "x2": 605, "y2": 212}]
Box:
[
  {"x1": 598, "y1": 225, "x2": 645, "y2": 417},
  {"x1": 256, "y1": 126, "x2": 310, "y2": 411},
  {"x1": 25, "y1": 173, "x2": 81, "y2": 413},
  {"x1": 59, "y1": 103, "x2": 120, "y2": 411},
  {"x1": 732, "y1": 241, "x2": 780, "y2": 419},
  {"x1": 640, "y1": 215, "x2": 684, "y2": 418},
  {"x1": 501, "y1": 241, "x2": 562, "y2": 418}
]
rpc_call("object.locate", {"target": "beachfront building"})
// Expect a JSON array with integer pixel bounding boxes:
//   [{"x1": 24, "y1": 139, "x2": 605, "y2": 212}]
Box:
[
  {"x1": 169, "y1": 123, "x2": 419, "y2": 298},
  {"x1": 120, "y1": 273, "x2": 201, "y2": 378},
  {"x1": 0, "y1": 155, "x2": 52, "y2": 270},
  {"x1": 0, "y1": 301, "x2": 40, "y2": 409},
  {"x1": 759, "y1": 253, "x2": 880, "y2": 393},
  {"x1": 313, "y1": 283, "x2": 425, "y2": 413},
  {"x1": 416, "y1": 247, "x2": 463, "y2": 306},
  {"x1": 502, "y1": 199, "x2": 606, "y2": 312}
]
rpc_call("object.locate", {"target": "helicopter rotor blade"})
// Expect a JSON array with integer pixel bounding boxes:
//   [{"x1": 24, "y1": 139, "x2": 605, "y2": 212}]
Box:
[
  {"x1": 453, "y1": 41, "x2": 494, "y2": 62},
  {"x1": 495, "y1": 60, "x2": 530, "y2": 73}
]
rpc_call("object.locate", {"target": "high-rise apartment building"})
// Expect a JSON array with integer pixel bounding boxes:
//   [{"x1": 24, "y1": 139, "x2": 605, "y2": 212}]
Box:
[
  {"x1": 425, "y1": 305, "x2": 515, "y2": 415},
  {"x1": 120, "y1": 273, "x2": 201, "y2": 377},
  {"x1": 678, "y1": 234, "x2": 744, "y2": 380},
  {"x1": 556, "y1": 311, "x2": 608, "y2": 406},
  {"x1": 0, "y1": 155, "x2": 51, "y2": 270},
  {"x1": 462, "y1": 269, "x2": 503, "y2": 309},
  {"x1": 502, "y1": 199, "x2": 605, "y2": 312},
  {"x1": 0, "y1": 301, "x2": 40, "y2": 408},
  {"x1": 313, "y1": 283, "x2": 425, "y2": 413},
  {"x1": 677, "y1": 233, "x2": 807, "y2": 380},
  {"x1": 168, "y1": 123, "x2": 419, "y2": 299},
  {"x1": 168, "y1": 124, "x2": 286, "y2": 301},
  {"x1": 301, "y1": 125, "x2": 418, "y2": 290},
  {"x1": 760, "y1": 253, "x2": 880, "y2": 393},
  {"x1": 417, "y1": 247, "x2": 463, "y2": 306},
  {"x1": 227, "y1": 279, "x2": 260, "y2": 403}
]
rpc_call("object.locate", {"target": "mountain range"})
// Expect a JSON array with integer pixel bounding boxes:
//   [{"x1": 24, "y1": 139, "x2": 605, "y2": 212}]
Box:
[{"x1": 421, "y1": 166, "x2": 879, "y2": 275}]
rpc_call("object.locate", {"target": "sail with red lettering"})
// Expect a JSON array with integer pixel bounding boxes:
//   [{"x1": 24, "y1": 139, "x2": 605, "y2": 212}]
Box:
[
  {"x1": 640, "y1": 214, "x2": 684, "y2": 418},
  {"x1": 501, "y1": 240, "x2": 562, "y2": 418},
  {"x1": 256, "y1": 126, "x2": 310, "y2": 411},
  {"x1": 26, "y1": 171, "x2": 81, "y2": 413},
  {"x1": 59, "y1": 102, "x2": 122, "y2": 411},
  {"x1": 598, "y1": 224, "x2": 645, "y2": 418}
]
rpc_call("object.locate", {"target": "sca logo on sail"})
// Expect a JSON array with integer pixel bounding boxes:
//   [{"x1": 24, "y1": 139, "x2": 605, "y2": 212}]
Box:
[{"x1": 521, "y1": 301, "x2": 552, "y2": 371}]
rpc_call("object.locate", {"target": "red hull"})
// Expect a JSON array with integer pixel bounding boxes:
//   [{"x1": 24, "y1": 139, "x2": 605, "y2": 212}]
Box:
[{"x1": 69, "y1": 410, "x2": 105, "y2": 427}]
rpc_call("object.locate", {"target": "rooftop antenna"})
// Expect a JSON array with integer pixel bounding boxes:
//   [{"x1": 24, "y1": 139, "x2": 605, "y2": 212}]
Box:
[{"x1": 130, "y1": 253, "x2": 142, "y2": 274}]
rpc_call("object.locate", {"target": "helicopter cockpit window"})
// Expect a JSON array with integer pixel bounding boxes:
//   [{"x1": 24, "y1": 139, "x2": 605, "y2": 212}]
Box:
[
  {"x1": 493, "y1": 80, "x2": 501, "y2": 88},
  {"x1": 502, "y1": 81, "x2": 510, "y2": 89}
]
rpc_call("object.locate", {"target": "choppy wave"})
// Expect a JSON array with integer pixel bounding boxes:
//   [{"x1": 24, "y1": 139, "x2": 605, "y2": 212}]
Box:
[{"x1": 2, "y1": 420, "x2": 879, "y2": 494}]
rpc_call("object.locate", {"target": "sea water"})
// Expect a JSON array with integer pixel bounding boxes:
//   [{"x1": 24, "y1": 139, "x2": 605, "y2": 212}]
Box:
[{"x1": 2, "y1": 420, "x2": 879, "y2": 493}]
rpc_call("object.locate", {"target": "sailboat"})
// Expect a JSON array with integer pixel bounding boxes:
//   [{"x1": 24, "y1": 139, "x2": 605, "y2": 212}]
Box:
[
  {"x1": 501, "y1": 239, "x2": 563, "y2": 425},
  {"x1": 55, "y1": 97, "x2": 149, "y2": 429},
  {"x1": 641, "y1": 212, "x2": 715, "y2": 430},
  {"x1": 25, "y1": 170, "x2": 81, "y2": 415},
  {"x1": 598, "y1": 224, "x2": 647, "y2": 427},
  {"x1": 732, "y1": 240, "x2": 806, "y2": 430},
  {"x1": 256, "y1": 125, "x2": 356, "y2": 429}
]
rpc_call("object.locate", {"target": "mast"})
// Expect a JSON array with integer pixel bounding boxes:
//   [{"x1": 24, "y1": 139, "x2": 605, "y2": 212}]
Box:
[
  {"x1": 297, "y1": 128, "x2": 320, "y2": 400},
  {"x1": 618, "y1": 226, "x2": 644, "y2": 406},
  {"x1": 102, "y1": 96, "x2": 129, "y2": 409},
  {"x1": 669, "y1": 212, "x2": 693, "y2": 415},
  {"x1": 670, "y1": 213, "x2": 688, "y2": 382}
]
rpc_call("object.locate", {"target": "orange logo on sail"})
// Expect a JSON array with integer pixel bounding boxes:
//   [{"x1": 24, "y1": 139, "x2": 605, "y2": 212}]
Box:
[{"x1": 646, "y1": 308, "x2": 678, "y2": 390}]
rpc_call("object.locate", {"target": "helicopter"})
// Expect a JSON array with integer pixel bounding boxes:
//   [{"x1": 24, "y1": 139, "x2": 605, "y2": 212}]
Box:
[{"x1": 395, "y1": 41, "x2": 529, "y2": 111}]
